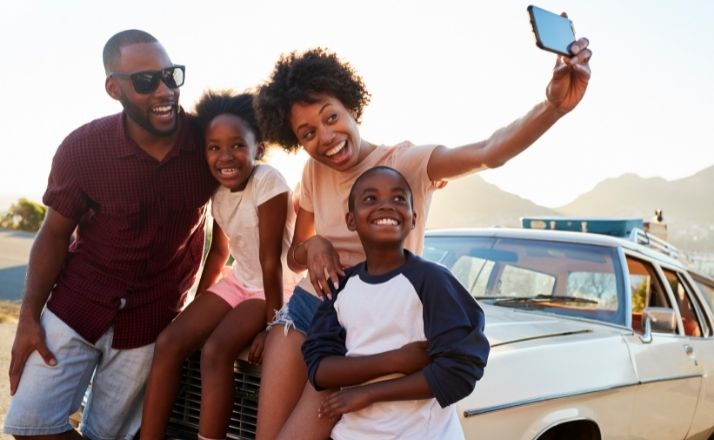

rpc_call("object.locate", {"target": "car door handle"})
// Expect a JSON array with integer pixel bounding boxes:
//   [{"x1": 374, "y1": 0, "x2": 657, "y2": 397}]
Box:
[{"x1": 684, "y1": 344, "x2": 694, "y2": 355}]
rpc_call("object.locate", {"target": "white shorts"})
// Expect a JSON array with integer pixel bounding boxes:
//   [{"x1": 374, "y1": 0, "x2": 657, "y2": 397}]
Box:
[{"x1": 3, "y1": 309, "x2": 154, "y2": 439}]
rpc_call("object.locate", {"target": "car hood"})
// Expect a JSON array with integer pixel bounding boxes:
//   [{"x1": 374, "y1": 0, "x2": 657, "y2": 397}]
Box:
[{"x1": 482, "y1": 304, "x2": 600, "y2": 347}]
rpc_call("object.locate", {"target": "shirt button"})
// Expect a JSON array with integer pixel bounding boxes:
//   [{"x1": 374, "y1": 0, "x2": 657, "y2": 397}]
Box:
[{"x1": 118, "y1": 298, "x2": 127, "y2": 310}]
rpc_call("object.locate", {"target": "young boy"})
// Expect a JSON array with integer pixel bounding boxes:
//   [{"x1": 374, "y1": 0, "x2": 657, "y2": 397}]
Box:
[{"x1": 302, "y1": 166, "x2": 490, "y2": 439}]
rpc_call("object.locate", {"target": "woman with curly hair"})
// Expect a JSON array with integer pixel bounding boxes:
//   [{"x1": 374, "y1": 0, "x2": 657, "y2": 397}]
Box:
[{"x1": 255, "y1": 41, "x2": 592, "y2": 439}]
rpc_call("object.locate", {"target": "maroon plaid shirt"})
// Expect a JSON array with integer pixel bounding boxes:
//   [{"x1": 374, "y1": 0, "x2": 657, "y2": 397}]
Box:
[{"x1": 44, "y1": 110, "x2": 217, "y2": 348}]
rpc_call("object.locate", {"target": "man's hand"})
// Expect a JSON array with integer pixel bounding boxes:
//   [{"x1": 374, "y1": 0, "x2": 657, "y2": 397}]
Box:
[
  {"x1": 546, "y1": 34, "x2": 592, "y2": 114},
  {"x1": 9, "y1": 318, "x2": 56, "y2": 395}
]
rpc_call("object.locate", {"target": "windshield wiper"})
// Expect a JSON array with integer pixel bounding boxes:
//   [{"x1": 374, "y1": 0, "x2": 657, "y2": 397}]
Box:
[{"x1": 492, "y1": 295, "x2": 598, "y2": 306}]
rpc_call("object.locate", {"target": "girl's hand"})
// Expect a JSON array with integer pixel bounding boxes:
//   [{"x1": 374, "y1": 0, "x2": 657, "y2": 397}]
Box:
[
  {"x1": 546, "y1": 34, "x2": 592, "y2": 114},
  {"x1": 318, "y1": 387, "x2": 372, "y2": 419},
  {"x1": 248, "y1": 330, "x2": 268, "y2": 364},
  {"x1": 304, "y1": 236, "x2": 345, "y2": 299}
]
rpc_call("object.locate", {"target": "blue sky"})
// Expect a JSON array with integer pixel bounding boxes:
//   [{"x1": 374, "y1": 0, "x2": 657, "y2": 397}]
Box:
[{"x1": 1, "y1": 0, "x2": 713, "y2": 208}]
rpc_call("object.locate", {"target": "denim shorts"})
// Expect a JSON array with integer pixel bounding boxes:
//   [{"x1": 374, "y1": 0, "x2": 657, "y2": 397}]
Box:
[
  {"x1": 270, "y1": 285, "x2": 323, "y2": 335},
  {"x1": 3, "y1": 309, "x2": 154, "y2": 439}
]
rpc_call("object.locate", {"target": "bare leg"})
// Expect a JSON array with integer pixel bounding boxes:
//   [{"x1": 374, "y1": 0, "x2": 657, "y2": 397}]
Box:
[
  {"x1": 198, "y1": 298, "x2": 266, "y2": 438},
  {"x1": 255, "y1": 325, "x2": 309, "y2": 440},
  {"x1": 277, "y1": 383, "x2": 337, "y2": 440},
  {"x1": 140, "y1": 292, "x2": 232, "y2": 439}
]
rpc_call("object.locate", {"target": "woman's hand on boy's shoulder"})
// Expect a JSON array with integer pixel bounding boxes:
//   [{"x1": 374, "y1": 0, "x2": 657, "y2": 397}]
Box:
[{"x1": 305, "y1": 235, "x2": 345, "y2": 299}]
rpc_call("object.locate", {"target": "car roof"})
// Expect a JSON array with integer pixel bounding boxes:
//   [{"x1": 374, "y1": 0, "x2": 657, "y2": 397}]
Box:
[{"x1": 425, "y1": 227, "x2": 686, "y2": 268}]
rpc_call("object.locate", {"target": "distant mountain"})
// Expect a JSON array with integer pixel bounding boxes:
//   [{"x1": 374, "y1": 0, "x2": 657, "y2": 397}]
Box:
[
  {"x1": 426, "y1": 173, "x2": 559, "y2": 229},
  {"x1": 426, "y1": 165, "x2": 714, "y2": 252},
  {"x1": 557, "y1": 165, "x2": 714, "y2": 251}
]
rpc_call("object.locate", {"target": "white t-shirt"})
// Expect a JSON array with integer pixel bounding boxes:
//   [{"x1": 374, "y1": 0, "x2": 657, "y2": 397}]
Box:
[
  {"x1": 211, "y1": 164, "x2": 301, "y2": 290},
  {"x1": 298, "y1": 142, "x2": 444, "y2": 295}
]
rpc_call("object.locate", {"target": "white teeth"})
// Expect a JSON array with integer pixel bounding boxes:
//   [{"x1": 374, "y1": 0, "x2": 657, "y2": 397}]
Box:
[
  {"x1": 325, "y1": 140, "x2": 346, "y2": 157},
  {"x1": 153, "y1": 105, "x2": 172, "y2": 113},
  {"x1": 374, "y1": 218, "x2": 398, "y2": 226},
  {"x1": 219, "y1": 168, "x2": 237, "y2": 175}
]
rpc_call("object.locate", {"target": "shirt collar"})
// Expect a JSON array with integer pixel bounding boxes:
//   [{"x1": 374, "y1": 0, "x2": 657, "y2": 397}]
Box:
[{"x1": 113, "y1": 107, "x2": 196, "y2": 158}]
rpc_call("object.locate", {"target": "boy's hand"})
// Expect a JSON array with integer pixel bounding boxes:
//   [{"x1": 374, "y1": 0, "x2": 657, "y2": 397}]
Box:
[
  {"x1": 248, "y1": 331, "x2": 268, "y2": 364},
  {"x1": 318, "y1": 387, "x2": 372, "y2": 419},
  {"x1": 305, "y1": 236, "x2": 345, "y2": 299},
  {"x1": 394, "y1": 341, "x2": 431, "y2": 374}
]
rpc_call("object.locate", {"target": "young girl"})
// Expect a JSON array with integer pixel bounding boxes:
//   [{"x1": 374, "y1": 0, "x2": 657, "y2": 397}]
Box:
[
  {"x1": 254, "y1": 41, "x2": 591, "y2": 439},
  {"x1": 140, "y1": 91, "x2": 300, "y2": 440}
]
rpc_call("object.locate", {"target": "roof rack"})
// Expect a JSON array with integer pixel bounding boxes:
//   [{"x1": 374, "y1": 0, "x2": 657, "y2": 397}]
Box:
[
  {"x1": 521, "y1": 216, "x2": 681, "y2": 259},
  {"x1": 628, "y1": 227, "x2": 680, "y2": 259}
]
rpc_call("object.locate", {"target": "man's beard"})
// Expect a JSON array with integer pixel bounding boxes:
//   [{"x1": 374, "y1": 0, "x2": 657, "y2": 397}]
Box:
[{"x1": 120, "y1": 96, "x2": 178, "y2": 137}]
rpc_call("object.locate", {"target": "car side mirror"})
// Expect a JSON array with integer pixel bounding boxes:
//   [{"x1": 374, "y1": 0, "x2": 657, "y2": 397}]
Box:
[{"x1": 640, "y1": 307, "x2": 677, "y2": 343}]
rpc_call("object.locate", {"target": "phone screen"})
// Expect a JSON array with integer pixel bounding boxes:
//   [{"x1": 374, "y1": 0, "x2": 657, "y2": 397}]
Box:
[{"x1": 528, "y1": 5, "x2": 575, "y2": 56}]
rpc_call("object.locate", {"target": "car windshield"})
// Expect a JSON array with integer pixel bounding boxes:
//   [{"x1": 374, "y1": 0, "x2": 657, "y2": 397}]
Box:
[{"x1": 423, "y1": 235, "x2": 626, "y2": 326}]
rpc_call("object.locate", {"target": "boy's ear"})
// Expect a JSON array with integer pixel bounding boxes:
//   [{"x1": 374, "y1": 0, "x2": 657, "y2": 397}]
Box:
[
  {"x1": 256, "y1": 142, "x2": 266, "y2": 160},
  {"x1": 105, "y1": 77, "x2": 121, "y2": 101},
  {"x1": 346, "y1": 212, "x2": 357, "y2": 231},
  {"x1": 411, "y1": 211, "x2": 417, "y2": 230}
]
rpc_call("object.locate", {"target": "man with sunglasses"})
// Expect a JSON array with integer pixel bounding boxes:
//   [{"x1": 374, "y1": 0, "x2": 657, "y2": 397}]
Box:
[{"x1": 4, "y1": 29, "x2": 216, "y2": 439}]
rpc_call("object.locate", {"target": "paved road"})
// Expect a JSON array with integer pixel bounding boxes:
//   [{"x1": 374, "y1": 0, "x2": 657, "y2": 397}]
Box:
[{"x1": 0, "y1": 229, "x2": 34, "y2": 302}]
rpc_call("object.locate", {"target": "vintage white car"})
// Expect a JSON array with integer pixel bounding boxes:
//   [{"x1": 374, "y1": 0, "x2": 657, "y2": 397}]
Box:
[
  {"x1": 167, "y1": 221, "x2": 714, "y2": 440},
  {"x1": 424, "y1": 225, "x2": 714, "y2": 440}
]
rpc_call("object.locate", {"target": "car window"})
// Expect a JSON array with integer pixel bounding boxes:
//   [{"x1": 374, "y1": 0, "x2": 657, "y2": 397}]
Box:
[
  {"x1": 663, "y1": 269, "x2": 709, "y2": 337},
  {"x1": 627, "y1": 257, "x2": 675, "y2": 334},
  {"x1": 691, "y1": 273, "x2": 714, "y2": 313},
  {"x1": 424, "y1": 235, "x2": 625, "y2": 325}
]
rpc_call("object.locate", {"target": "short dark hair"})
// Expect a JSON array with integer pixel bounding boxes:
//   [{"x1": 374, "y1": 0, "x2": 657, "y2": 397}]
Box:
[
  {"x1": 255, "y1": 48, "x2": 371, "y2": 152},
  {"x1": 193, "y1": 90, "x2": 263, "y2": 143},
  {"x1": 348, "y1": 166, "x2": 413, "y2": 212},
  {"x1": 103, "y1": 29, "x2": 158, "y2": 74}
]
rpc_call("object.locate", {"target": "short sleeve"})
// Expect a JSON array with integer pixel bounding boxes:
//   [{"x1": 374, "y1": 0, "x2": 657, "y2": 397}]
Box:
[
  {"x1": 42, "y1": 140, "x2": 91, "y2": 220},
  {"x1": 392, "y1": 143, "x2": 447, "y2": 195},
  {"x1": 254, "y1": 165, "x2": 290, "y2": 206}
]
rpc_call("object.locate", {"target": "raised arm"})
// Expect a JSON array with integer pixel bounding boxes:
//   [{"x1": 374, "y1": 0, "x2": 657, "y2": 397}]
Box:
[
  {"x1": 427, "y1": 37, "x2": 592, "y2": 181},
  {"x1": 9, "y1": 208, "x2": 77, "y2": 394}
]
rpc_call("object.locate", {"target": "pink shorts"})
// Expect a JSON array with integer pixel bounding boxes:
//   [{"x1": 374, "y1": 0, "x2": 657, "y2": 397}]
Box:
[{"x1": 207, "y1": 267, "x2": 293, "y2": 308}]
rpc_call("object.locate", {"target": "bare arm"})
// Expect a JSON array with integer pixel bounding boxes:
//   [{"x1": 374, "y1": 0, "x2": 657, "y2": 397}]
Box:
[
  {"x1": 257, "y1": 192, "x2": 289, "y2": 324},
  {"x1": 9, "y1": 208, "x2": 77, "y2": 394},
  {"x1": 194, "y1": 219, "x2": 230, "y2": 295},
  {"x1": 427, "y1": 37, "x2": 592, "y2": 181}
]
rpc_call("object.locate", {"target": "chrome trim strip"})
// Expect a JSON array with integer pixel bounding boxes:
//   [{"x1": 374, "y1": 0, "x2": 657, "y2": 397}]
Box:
[
  {"x1": 490, "y1": 329, "x2": 592, "y2": 348},
  {"x1": 463, "y1": 374, "x2": 703, "y2": 418}
]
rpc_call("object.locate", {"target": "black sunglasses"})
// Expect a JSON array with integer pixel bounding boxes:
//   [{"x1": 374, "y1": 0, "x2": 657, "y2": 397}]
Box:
[{"x1": 110, "y1": 65, "x2": 185, "y2": 94}]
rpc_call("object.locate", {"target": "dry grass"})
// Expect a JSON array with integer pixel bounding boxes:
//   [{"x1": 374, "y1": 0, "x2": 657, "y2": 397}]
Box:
[{"x1": 0, "y1": 301, "x2": 20, "y2": 324}]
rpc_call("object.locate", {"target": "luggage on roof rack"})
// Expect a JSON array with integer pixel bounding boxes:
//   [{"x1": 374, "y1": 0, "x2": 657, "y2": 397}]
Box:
[{"x1": 521, "y1": 217, "x2": 644, "y2": 237}]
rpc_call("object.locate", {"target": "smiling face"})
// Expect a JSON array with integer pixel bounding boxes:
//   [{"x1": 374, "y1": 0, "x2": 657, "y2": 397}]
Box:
[
  {"x1": 204, "y1": 113, "x2": 263, "y2": 191},
  {"x1": 289, "y1": 95, "x2": 366, "y2": 171},
  {"x1": 105, "y1": 42, "x2": 180, "y2": 138},
  {"x1": 346, "y1": 167, "x2": 416, "y2": 246}
]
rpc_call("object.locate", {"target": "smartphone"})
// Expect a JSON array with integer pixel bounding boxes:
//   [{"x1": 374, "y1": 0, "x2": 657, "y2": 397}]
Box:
[{"x1": 527, "y1": 5, "x2": 576, "y2": 56}]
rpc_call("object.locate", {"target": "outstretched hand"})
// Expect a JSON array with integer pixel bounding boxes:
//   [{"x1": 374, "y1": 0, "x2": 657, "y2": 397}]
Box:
[
  {"x1": 9, "y1": 318, "x2": 56, "y2": 395},
  {"x1": 546, "y1": 34, "x2": 592, "y2": 114}
]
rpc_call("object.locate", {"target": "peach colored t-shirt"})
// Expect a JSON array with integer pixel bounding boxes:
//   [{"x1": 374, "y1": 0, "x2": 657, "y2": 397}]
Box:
[{"x1": 298, "y1": 141, "x2": 444, "y2": 295}]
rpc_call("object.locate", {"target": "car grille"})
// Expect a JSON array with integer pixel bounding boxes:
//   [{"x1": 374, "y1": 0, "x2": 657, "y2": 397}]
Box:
[{"x1": 165, "y1": 351, "x2": 261, "y2": 440}]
